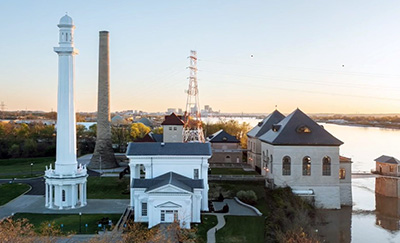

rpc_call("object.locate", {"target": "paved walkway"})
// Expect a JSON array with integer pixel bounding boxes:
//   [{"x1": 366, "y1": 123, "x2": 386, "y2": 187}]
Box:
[
  {"x1": 213, "y1": 199, "x2": 259, "y2": 216},
  {"x1": 0, "y1": 195, "x2": 129, "y2": 219},
  {"x1": 206, "y1": 199, "x2": 260, "y2": 243},
  {"x1": 206, "y1": 213, "x2": 227, "y2": 243}
]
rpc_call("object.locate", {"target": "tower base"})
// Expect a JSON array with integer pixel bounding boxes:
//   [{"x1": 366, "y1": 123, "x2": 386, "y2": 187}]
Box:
[{"x1": 45, "y1": 165, "x2": 88, "y2": 210}]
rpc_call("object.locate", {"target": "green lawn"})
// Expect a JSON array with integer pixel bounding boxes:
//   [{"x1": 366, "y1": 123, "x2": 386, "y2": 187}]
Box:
[
  {"x1": 209, "y1": 181, "x2": 268, "y2": 215},
  {"x1": 216, "y1": 216, "x2": 264, "y2": 243},
  {"x1": 13, "y1": 213, "x2": 122, "y2": 234},
  {"x1": 210, "y1": 168, "x2": 257, "y2": 175},
  {"x1": 0, "y1": 183, "x2": 30, "y2": 206},
  {"x1": 0, "y1": 157, "x2": 54, "y2": 178},
  {"x1": 87, "y1": 177, "x2": 130, "y2": 199},
  {"x1": 195, "y1": 215, "x2": 218, "y2": 243}
]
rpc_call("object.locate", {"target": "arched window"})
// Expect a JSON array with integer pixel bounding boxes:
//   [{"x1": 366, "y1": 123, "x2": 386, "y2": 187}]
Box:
[
  {"x1": 339, "y1": 168, "x2": 346, "y2": 179},
  {"x1": 282, "y1": 156, "x2": 291, "y2": 176},
  {"x1": 62, "y1": 190, "x2": 66, "y2": 202},
  {"x1": 303, "y1": 156, "x2": 311, "y2": 176},
  {"x1": 322, "y1": 156, "x2": 331, "y2": 176}
]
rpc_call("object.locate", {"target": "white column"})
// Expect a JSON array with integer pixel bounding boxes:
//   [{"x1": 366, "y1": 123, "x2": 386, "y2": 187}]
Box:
[
  {"x1": 71, "y1": 184, "x2": 76, "y2": 208},
  {"x1": 45, "y1": 183, "x2": 49, "y2": 207},
  {"x1": 59, "y1": 186, "x2": 63, "y2": 209},
  {"x1": 49, "y1": 184, "x2": 53, "y2": 209},
  {"x1": 201, "y1": 164, "x2": 209, "y2": 211},
  {"x1": 79, "y1": 183, "x2": 83, "y2": 206},
  {"x1": 136, "y1": 165, "x2": 141, "y2": 179},
  {"x1": 54, "y1": 15, "x2": 79, "y2": 175},
  {"x1": 144, "y1": 165, "x2": 151, "y2": 179},
  {"x1": 83, "y1": 182, "x2": 87, "y2": 205}
]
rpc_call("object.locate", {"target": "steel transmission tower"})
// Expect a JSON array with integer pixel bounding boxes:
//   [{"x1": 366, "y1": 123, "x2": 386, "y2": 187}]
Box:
[{"x1": 183, "y1": 50, "x2": 205, "y2": 143}]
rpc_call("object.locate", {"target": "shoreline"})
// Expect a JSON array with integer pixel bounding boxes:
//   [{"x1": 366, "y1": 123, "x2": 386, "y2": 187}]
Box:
[{"x1": 318, "y1": 120, "x2": 400, "y2": 130}]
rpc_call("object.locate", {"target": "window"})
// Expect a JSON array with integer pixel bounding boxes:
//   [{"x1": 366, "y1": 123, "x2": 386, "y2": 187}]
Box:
[
  {"x1": 303, "y1": 156, "x2": 311, "y2": 176},
  {"x1": 339, "y1": 168, "x2": 346, "y2": 179},
  {"x1": 297, "y1": 126, "x2": 311, "y2": 133},
  {"x1": 62, "y1": 190, "x2": 66, "y2": 202},
  {"x1": 390, "y1": 166, "x2": 394, "y2": 172},
  {"x1": 282, "y1": 156, "x2": 291, "y2": 176},
  {"x1": 169, "y1": 127, "x2": 172, "y2": 130},
  {"x1": 322, "y1": 156, "x2": 331, "y2": 176},
  {"x1": 174, "y1": 127, "x2": 177, "y2": 131},
  {"x1": 194, "y1": 169, "x2": 199, "y2": 179},
  {"x1": 141, "y1": 202, "x2": 147, "y2": 216},
  {"x1": 161, "y1": 211, "x2": 165, "y2": 221}
]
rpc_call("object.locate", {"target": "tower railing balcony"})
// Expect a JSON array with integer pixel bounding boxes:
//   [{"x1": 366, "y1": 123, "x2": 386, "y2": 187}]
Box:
[{"x1": 45, "y1": 164, "x2": 87, "y2": 178}]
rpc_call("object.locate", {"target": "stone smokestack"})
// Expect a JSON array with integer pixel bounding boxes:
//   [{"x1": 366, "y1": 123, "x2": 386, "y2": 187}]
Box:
[{"x1": 89, "y1": 31, "x2": 118, "y2": 169}]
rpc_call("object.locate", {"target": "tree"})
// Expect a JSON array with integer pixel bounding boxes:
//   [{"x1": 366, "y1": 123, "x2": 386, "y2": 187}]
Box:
[
  {"x1": 130, "y1": 123, "x2": 151, "y2": 140},
  {"x1": 122, "y1": 222, "x2": 162, "y2": 243},
  {"x1": 0, "y1": 218, "x2": 35, "y2": 243},
  {"x1": 204, "y1": 120, "x2": 251, "y2": 149},
  {"x1": 152, "y1": 127, "x2": 163, "y2": 135},
  {"x1": 112, "y1": 125, "x2": 131, "y2": 152}
]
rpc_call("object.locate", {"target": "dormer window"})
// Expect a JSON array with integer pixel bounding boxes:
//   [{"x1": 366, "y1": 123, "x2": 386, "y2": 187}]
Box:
[
  {"x1": 297, "y1": 125, "x2": 311, "y2": 133},
  {"x1": 258, "y1": 121, "x2": 263, "y2": 127},
  {"x1": 272, "y1": 124, "x2": 281, "y2": 132},
  {"x1": 222, "y1": 137, "x2": 227, "y2": 141}
]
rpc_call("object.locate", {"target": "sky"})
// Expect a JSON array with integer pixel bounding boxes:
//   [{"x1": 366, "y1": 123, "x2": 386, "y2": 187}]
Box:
[{"x1": 1, "y1": 0, "x2": 400, "y2": 114}]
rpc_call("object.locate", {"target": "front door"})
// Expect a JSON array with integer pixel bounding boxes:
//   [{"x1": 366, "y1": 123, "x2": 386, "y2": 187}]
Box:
[
  {"x1": 161, "y1": 210, "x2": 178, "y2": 223},
  {"x1": 165, "y1": 211, "x2": 174, "y2": 222}
]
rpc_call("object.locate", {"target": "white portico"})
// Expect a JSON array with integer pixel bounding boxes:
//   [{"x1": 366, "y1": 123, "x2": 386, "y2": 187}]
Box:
[{"x1": 44, "y1": 15, "x2": 88, "y2": 210}]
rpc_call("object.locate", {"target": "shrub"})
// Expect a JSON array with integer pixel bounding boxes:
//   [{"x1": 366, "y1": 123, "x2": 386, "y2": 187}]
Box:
[{"x1": 236, "y1": 190, "x2": 257, "y2": 205}]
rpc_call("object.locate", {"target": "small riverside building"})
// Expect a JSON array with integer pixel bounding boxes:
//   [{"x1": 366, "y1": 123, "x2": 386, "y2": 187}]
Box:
[
  {"x1": 247, "y1": 110, "x2": 285, "y2": 173},
  {"x1": 375, "y1": 155, "x2": 400, "y2": 177},
  {"x1": 126, "y1": 142, "x2": 211, "y2": 228},
  {"x1": 257, "y1": 108, "x2": 351, "y2": 209},
  {"x1": 207, "y1": 129, "x2": 242, "y2": 163}
]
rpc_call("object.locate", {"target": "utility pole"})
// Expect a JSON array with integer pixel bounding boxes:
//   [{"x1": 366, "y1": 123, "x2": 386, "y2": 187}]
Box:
[{"x1": 183, "y1": 50, "x2": 205, "y2": 143}]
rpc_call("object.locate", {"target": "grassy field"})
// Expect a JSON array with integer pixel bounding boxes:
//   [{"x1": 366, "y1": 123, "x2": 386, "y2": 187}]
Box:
[
  {"x1": 13, "y1": 213, "x2": 122, "y2": 234},
  {"x1": 87, "y1": 177, "x2": 130, "y2": 199},
  {"x1": 216, "y1": 216, "x2": 264, "y2": 243},
  {"x1": 210, "y1": 168, "x2": 258, "y2": 175},
  {"x1": 195, "y1": 215, "x2": 218, "y2": 243},
  {"x1": 0, "y1": 183, "x2": 30, "y2": 206},
  {"x1": 209, "y1": 180, "x2": 268, "y2": 214},
  {"x1": 0, "y1": 157, "x2": 54, "y2": 178}
]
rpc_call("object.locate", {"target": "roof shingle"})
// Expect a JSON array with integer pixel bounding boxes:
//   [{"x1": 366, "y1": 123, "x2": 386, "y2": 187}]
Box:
[
  {"x1": 126, "y1": 142, "x2": 212, "y2": 156},
  {"x1": 161, "y1": 113, "x2": 184, "y2": 126},
  {"x1": 247, "y1": 110, "x2": 285, "y2": 138},
  {"x1": 132, "y1": 172, "x2": 203, "y2": 192},
  {"x1": 259, "y1": 108, "x2": 343, "y2": 146}
]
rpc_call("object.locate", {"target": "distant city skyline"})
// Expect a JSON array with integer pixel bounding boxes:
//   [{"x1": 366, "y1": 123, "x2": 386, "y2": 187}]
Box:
[{"x1": 2, "y1": 1, "x2": 400, "y2": 114}]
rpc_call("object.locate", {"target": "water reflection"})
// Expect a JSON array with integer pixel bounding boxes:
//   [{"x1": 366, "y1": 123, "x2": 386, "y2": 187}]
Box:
[
  {"x1": 317, "y1": 207, "x2": 352, "y2": 243},
  {"x1": 375, "y1": 177, "x2": 400, "y2": 231}
]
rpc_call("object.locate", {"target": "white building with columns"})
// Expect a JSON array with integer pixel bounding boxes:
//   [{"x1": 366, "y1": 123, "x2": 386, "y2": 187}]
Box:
[
  {"x1": 44, "y1": 14, "x2": 88, "y2": 210},
  {"x1": 126, "y1": 142, "x2": 211, "y2": 228}
]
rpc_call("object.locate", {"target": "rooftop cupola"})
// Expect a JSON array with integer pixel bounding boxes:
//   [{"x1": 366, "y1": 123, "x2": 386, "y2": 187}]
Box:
[{"x1": 57, "y1": 14, "x2": 75, "y2": 47}]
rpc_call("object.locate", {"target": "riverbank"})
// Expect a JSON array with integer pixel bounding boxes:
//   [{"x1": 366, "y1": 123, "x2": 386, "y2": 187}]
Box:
[{"x1": 316, "y1": 119, "x2": 400, "y2": 130}]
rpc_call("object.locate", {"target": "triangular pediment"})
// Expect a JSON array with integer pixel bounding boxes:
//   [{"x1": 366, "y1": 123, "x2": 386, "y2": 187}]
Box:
[
  {"x1": 147, "y1": 184, "x2": 190, "y2": 193},
  {"x1": 155, "y1": 201, "x2": 182, "y2": 208}
]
